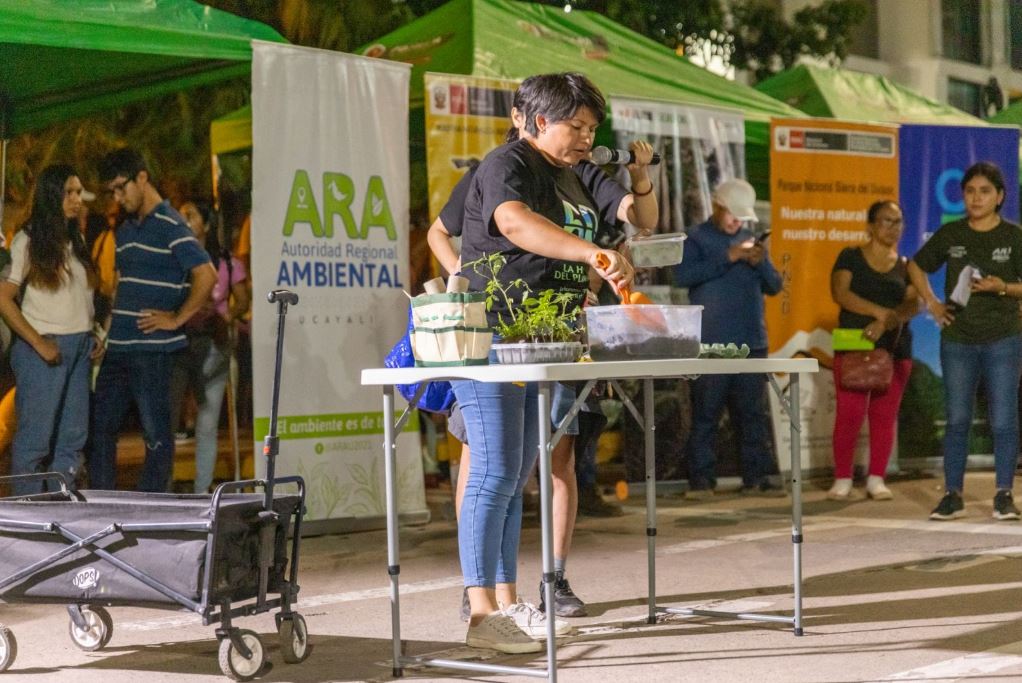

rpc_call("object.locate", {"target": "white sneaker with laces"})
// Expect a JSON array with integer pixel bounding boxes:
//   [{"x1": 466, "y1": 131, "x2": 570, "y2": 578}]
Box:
[
  {"x1": 500, "y1": 598, "x2": 572, "y2": 638},
  {"x1": 465, "y1": 612, "x2": 543, "y2": 653}
]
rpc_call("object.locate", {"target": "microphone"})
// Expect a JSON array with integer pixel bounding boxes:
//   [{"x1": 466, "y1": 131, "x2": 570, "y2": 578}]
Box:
[
  {"x1": 591, "y1": 145, "x2": 661, "y2": 166},
  {"x1": 267, "y1": 289, "x2": 299, "y2": 306}
]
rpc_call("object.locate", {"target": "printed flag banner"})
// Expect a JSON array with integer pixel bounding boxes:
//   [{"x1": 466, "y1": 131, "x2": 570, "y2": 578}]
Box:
[
  {"x1": 251, "y1": 42, "x2": 425, "y2": 529},
  {"x1": 424, "y1": 72, "x2": 518, "y2": 222},
  {"x1": 766, "y1": 118, "x2": 899, "y2": 472}
]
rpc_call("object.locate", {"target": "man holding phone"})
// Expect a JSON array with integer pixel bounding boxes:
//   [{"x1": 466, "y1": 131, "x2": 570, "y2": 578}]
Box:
[{"x1": 673, "y1": 179, "x2": 784, "y2": 499}]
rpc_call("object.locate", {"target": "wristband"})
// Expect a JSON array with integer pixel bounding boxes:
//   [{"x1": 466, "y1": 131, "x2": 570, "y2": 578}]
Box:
[{"x1": 632, "y1": 181, "x2": 654, "y2": 197}]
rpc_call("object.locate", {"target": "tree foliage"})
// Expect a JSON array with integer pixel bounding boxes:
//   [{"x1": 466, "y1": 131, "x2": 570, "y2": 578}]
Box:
[{"x1": 538, "y1": 0, "x2": 868, "y2": 82}]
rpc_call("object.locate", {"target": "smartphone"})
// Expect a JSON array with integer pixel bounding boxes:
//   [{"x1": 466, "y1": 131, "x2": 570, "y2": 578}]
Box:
[{"x1": 754, "y1": 230, "x2": 772, "y2": 244}]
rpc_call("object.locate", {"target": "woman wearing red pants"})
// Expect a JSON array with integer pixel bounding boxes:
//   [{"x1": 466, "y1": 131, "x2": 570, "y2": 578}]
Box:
[{"x1": 828, "y1": 200, "x2": 920, "y2": 500}]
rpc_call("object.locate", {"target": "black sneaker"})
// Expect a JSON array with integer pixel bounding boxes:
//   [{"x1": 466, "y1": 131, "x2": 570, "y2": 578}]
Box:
[
  {"x1": 929, "y1": 491, "x2": 965, "y2": 520},
  {"x1": 538, "y1": 572, "x2": 587, "y2": 617},
  {"x1": 993, "y1": 490, "x2": 1021, "y2": 521},
  {"x1": 577, "y1": 486, "x2": 623, "y2": 517},
  {"x1": 460, "y1": 586, "x2": 470, "y2": 622}
]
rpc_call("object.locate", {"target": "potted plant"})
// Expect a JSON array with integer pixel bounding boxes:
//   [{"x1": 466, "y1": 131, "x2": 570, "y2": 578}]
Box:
[{"x1": 466, "y1": 253, "x2": 584, "y2": 364}]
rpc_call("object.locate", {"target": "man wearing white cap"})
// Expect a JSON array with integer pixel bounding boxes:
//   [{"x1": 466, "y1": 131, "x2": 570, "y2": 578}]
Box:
[{"x1": 673, "y1": 178, "x2": 784, "y2": 499}]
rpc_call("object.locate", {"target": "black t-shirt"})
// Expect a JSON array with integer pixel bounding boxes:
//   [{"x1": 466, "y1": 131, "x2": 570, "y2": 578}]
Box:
[
  {"x1": 460, "y1": 140, "x2": 624, "y2": 326},
  {"x1": 832, "y1": 247, "x2": 913, "y2": 359},
  {"x1": 913, "y1": 218, "x2": 1022, "y2": 343},
  {"x1": 442, "y1": 158, "x2": 627, "y2": 247}
]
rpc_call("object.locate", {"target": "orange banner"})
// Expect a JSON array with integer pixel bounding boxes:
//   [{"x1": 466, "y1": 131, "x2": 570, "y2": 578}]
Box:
[{"x1": 766, "y1": 118, "x2": 899, "y2": 358}]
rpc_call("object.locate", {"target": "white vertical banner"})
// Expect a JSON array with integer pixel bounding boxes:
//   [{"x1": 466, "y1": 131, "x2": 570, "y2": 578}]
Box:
[{"x1": 251, "y1": 41, "x2": 426, "y2": 529}]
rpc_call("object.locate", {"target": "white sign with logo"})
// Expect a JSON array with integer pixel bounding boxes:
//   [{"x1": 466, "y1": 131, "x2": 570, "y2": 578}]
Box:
[{"x1": 251, "y1": 41, "x2": 426, "y2": 529}]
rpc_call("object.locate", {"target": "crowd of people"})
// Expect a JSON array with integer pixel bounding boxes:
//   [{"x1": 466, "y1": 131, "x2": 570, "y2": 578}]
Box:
[
  {"x1": 2, "y1": 148, "x2": 250, "y2": 496},
  {"x1": 6, "y1": 69, "x2": 1019, "y2": 657}
]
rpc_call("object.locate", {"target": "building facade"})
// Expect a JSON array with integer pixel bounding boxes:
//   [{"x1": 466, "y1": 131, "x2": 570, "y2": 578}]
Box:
[{"x1": 778, "y1": 0, "x2": 1022, "y2": 117}]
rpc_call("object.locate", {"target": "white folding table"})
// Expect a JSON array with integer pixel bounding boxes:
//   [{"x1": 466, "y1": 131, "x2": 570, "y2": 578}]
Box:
[{"x1": 361, "y1": 356, "x2": 819, "y2": 681}]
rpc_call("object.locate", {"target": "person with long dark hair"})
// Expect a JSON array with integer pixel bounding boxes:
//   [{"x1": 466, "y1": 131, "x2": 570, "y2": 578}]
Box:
[
  {"x1": 0, "y1": 164, "x2": 103, "y2": 494},
  {"x1": 908, "y1": 161, "x2": 1022, "y2": 521},
  {"x1": 171, "y1": 199, "x2": 249, "y2": 493}
]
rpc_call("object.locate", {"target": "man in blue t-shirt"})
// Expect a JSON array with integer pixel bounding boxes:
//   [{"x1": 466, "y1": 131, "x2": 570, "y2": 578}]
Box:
[
  {"x1": 674, "y1": 179, "x2": 784, "y2": 498},
  {"x1": 89, "y1": 149, "x2": 216, "y2": 492}
]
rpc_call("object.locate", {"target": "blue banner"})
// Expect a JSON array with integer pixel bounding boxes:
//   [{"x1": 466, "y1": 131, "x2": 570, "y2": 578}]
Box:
[{"x1": 898, "y1": 125, "x2": 1020, "y2": 375}]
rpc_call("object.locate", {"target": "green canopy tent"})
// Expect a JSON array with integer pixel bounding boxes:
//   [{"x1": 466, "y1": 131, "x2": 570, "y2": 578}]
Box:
[
  {"x1": 211, "y1": 103, "x2": 254, "y2": 157},
  {"x1": 755, "y1": 64, "x2": 1022, "y2": 175},
  {"x1": 754, "y1": 63, "x2": 984, "y2": 124},
  {"x1": 356, "y1": 0, "x2": 803, "y2": 196},
  {"x1": 989, "y1": 98, "x2": 1022, "y2": 126},
  {"x1": 0, "y1": 0, "x2": 285, "y2": 483},
  {"x1": 0, "y1": 0, "x2": 285, "y2": 223}
]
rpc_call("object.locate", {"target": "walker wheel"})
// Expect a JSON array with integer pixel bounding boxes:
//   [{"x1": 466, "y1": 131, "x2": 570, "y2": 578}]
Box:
[
  {"x1": 218, "y1": 629, "x2": 265, "y2": 682},
  {"x1": 0, "y1": 625, "x2": 16, "y2": 672},
  {"x1": 68, "y1": 606, "x2": 113, "y2": 651},
  {"x1": 279, "y1": 613, "x2": 309, "y2": 663}
]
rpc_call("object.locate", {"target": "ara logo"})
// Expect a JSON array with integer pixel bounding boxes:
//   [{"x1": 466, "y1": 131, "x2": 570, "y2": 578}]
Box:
[
  {"x1": 283, "y1": 170, "x2": 397, "y2": 241},
  {"x1": 72, "y1": 567, "x2": 100, "y2": 590}
]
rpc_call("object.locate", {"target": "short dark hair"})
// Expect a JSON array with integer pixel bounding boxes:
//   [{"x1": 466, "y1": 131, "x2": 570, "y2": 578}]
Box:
[
  {"x1": 961, "y1": 161, "x2": 1005, "y2": 194},
  {"x1": 867, "y1": 200, "x2": 900, "y2": 224},
  {"x1": 516, "y1": 72, "x2": 606, "y2": 137},
  {"x1": 99, "y1": 148, "x2": 148, "y2": 183}
]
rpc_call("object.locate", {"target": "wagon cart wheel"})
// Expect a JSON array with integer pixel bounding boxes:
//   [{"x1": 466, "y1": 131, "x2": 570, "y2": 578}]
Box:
[
  {"x1": 0, "y1": 625, "x2": 17, "y2": 671},
  {"x1": 68, "y1": 606, "x2": 113, "y2": 651},
  {"x1": 218, "y1": 629, "x2": 265, "y2": 682},
  {"x1": 279, "y1": 613, "x2": 309, "y2": 663}
]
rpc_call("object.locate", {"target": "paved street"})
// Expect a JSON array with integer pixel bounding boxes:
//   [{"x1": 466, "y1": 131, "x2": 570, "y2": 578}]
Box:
[{"x1": 3, "y1": 471, "x2": 1022, "y2": 682}]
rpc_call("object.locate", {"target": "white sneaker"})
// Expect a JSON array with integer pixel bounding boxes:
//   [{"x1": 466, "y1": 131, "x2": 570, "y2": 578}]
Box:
[
  {"x1": 827, "y1": 478, "x2": 853, "y2": 500},
  {"x1": 500, "y1": 598, "x2": 572, "y2": 638},
  {"x1": 465, "y1": 612, "x2": 543, "y2": 653},
  {"x1": 866, "y1": 475, "x2": 893, "y2": 500}
]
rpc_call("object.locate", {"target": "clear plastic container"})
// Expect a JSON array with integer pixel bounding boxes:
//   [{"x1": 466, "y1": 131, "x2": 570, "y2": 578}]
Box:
[
  {"x1": 585, "y1": 305, "x2": 702, "y2": 361},
  {"x1": 626, "y1": 232, "x2": 686, "y2": 268},
  {"x1": 492, "y1": 341, "x2": 583, "y2": 364}
]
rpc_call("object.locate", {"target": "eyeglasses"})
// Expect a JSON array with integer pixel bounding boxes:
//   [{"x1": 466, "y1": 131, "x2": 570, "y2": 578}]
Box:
[
  {"x1": 876, "y1": 217, "x2": 903, "y2": 227},
  {"x1": 107, "y1": 177, "x2": 135, "y2": 195}
]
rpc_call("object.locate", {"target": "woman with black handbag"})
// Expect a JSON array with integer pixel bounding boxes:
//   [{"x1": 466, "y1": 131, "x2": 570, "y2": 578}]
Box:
[
  {"x1": 908, "y1": 161, "x2": 1022, "y2": 521},
  {"x1": 828, "y1": 200, "x2": 919, "y2": 501}
]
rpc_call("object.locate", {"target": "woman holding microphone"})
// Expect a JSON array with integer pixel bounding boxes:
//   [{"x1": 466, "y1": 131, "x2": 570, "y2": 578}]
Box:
[{"x1": 453, "y1": 72, "x2": 646, "y2": 653}]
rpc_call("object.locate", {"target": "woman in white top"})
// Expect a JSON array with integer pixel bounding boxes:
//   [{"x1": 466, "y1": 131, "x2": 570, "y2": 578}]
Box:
[{"x1": 0, "y1": 164, "x2": 103, "y2": 495}]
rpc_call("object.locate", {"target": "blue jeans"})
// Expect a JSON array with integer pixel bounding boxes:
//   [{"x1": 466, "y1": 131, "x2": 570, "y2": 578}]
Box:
[
  {"x1": 452, "y1": 378, "x2": 540, "y2": 587},
  {"x1": 940, "y1": 335, "x2": 1022, "y2": 492},
  {"x1": 88, "y1": 351, "x2": 176, "y2": 492},
  {"x1": 171, "y1": 335, "x2": 229, "y2": 493},
  {"x1": 10, "y1": 333, "x2": 93, "y2": 495},
  {"x1": 686, "y1": 348, "x2": 776, "y2": 489}
]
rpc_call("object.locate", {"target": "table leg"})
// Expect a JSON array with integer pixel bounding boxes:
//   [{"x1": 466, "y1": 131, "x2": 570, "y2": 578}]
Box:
[
  {"x1": 789, "y1": 373, "x2": 804, "y2": 636},
  {"x1": 537, "y1": 382, "x2": 557, "y2": 682},
  {"x1": 643, "y1": 378, "x2": 657, "y2": 624},
  {"x1": 382, "y1": 386, "x2": 404, "y2": 675}
]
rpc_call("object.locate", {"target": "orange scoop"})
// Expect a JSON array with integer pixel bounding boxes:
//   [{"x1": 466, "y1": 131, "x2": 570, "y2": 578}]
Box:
[{"x1": 594, "y1": 254, "x2": 667, "y2": 331}]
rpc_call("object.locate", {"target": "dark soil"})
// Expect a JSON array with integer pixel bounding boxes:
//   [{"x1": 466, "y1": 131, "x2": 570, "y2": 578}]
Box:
[{"x1": 589, "y1": 336, "x2": 700, "y2": 361}]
